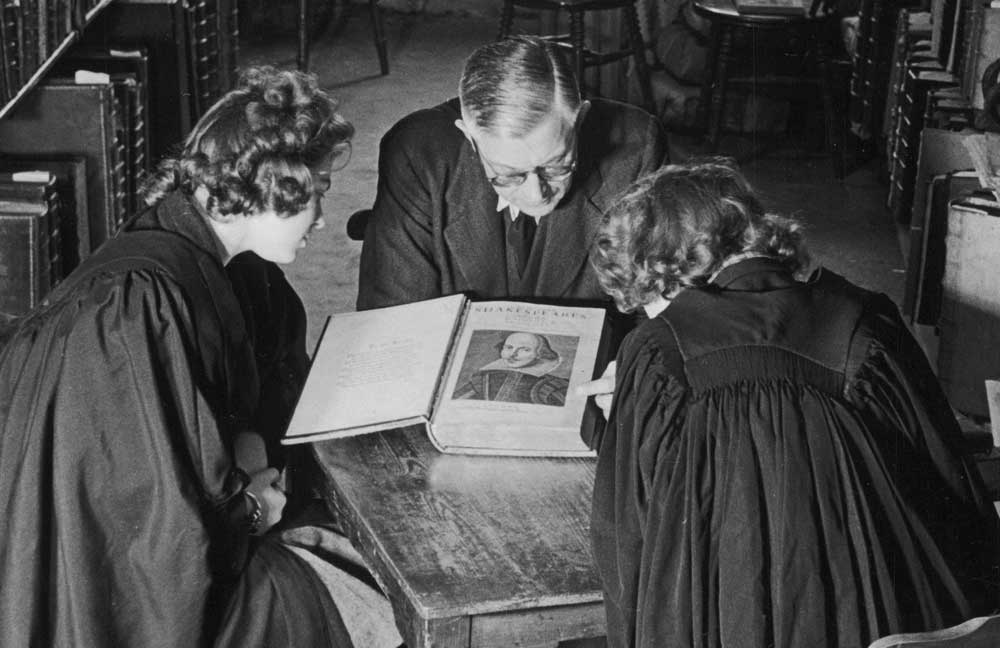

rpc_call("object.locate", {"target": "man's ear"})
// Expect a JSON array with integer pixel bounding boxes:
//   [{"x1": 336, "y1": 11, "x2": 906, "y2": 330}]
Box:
[{"x1": 454, "y1": 118, "x2": 475, "y2": 145}]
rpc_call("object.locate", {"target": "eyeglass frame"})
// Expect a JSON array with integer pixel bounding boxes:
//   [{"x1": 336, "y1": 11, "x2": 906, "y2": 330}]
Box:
[{"x1": 469, "y1": 128, "x2": 580, "y2": 190}]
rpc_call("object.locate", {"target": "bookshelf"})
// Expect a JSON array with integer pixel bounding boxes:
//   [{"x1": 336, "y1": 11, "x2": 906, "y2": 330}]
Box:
[
  {"x1": 1, "y1": 0, "x2": 238, "y2": 318},
  {"x1": 0, "y1": 0, "x2": 116, "y2": 120}
]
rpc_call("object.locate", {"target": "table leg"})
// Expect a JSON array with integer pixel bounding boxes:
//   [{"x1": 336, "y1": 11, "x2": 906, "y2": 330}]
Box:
[
  {"x1": 816, "y1": 37, "x2": 845, "y2": 179},
  {"x1": 707, "y1": 23, "x2": 733, "y2": 151},
  {"x1": 408, "y1": 616, "x2": 471, "y2": 648},
  {"x1": 625, "y1": 1, "x2": 656, "y2": 115},
  {"x1": 498, "y1": 0, "x2": 514, "y2": 40},
  {"x1": 570, "y1": 9, "x2": 586, "y2": 96},
  {"x1": 297, "y1": 0, "x2": 309, "y2": 71},
  {"x1": 370, "y1": 0, "x2": 389, "y2": 75}
]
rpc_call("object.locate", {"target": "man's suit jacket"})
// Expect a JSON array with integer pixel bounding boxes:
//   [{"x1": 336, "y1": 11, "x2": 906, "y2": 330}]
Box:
[{"x1": 356, "y1": 97, "x2": 666, "y2": 310}]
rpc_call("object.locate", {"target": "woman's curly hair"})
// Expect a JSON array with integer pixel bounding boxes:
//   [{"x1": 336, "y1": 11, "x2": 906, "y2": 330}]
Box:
[
  {"x1": 592, "y1": 160, "x2": 809, "y2": 313},
  {"x1": 141, "y1": 66, "x2": 354, "y2": 218}
]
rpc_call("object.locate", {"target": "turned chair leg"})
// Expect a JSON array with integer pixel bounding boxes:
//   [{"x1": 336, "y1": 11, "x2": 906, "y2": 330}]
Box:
[
  {"x1": 370, "y1": 0, "x2": 389, "y2": 75},
  {"x1": 625, "y1": 1, "x2": 655, "y2": 115},
  {"x1": 498, "y1": 0, "x2": 515, "y2": 40}
]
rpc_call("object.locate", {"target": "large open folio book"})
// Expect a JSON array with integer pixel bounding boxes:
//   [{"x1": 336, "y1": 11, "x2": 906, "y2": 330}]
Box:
[{"x1": 282, "y1": 294, "x2": 609, "y2": 456}]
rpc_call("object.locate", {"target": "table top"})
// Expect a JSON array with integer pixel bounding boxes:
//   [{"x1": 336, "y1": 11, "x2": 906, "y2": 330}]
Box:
[
  {"x1": 693, "y1": 0, "x2": 834, "y2": 24},
  {"x1": 312, "y1": 424, "x2": 603, "y2": 621}
]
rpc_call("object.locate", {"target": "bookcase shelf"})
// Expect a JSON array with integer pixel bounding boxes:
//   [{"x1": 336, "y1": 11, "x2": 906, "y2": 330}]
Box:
[{"x1": 0, "y1": 0, "x2": 115, "y2": 121}]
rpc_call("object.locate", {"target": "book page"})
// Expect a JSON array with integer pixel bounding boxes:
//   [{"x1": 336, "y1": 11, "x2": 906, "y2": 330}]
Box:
[
  {"x1": 430, "y1": 301, "x2": 605, "y2": 455},
  {"x1": 284, "y1": 294, "x2": 466, "y2": 442}
]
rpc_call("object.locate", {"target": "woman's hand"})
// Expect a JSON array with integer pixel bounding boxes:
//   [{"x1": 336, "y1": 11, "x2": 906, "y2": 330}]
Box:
[
  {"x1": 246, "y1": 467, "x2": 286, "y2": 534},
  {"x1": 575, "y1": 360, "x2": 616, "y2": 420}
]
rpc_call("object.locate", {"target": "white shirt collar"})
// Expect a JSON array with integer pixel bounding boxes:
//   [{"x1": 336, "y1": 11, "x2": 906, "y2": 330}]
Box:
[{"x1": 497, "y1": 196, "x2": 540, "y2": 223}]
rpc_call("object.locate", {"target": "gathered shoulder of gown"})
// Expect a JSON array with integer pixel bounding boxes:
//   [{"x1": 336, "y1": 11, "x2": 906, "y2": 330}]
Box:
[
  {"x1": 0, "y1": 192, "x2": 367, "y2": 647},
  {"x1": 591, "y1": 257, "x2": 1000, "y2": 648}
]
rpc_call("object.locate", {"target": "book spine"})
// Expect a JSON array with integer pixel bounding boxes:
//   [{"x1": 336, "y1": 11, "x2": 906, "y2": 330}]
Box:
[
  {"x1": 0, "y1": 209, "x2": 48, "y2": 316},
  {"x1": 960, "y1": 0, "x2": 985, "y2": 102},
  {"x1": 19, "y1": 0, "x2": 37, "y2": 79},
  {"x1": 970, "y1": 9, "x2": 1000, "y2": 109},
  {"x1": 45, "y1": 189, "x2": 61, "y2": 287},
  {"x1": 4, "y1": 0, "x2": 24, "y2": 91}
]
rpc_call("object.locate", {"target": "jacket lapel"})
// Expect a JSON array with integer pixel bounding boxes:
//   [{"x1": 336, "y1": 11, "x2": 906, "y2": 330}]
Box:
[
  {"x1": 443, "y1": 140, "x2": 509, "y2": 296},
  {"x1": 535, "y1": 161, "x2": 610, "y2": 297}
]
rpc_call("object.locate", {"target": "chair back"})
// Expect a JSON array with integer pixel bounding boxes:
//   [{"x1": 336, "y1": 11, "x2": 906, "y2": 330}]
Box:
[{"x1": 346, "y1": 209, "x2": 372, "y2": 241}]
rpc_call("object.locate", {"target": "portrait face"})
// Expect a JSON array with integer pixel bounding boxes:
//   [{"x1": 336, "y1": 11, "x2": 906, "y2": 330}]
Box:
[
  {"x1": 500, "y1": 332, "x2": 542, "y2": 368},
  {"x1": 244, "y1": 158, "x2": 334, "y2": 264},
  {"x1": 462, "y1": 105, "x2": 584, "y2": 218}
]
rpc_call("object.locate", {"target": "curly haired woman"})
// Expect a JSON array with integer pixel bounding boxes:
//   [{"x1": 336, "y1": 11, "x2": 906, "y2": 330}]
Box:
[
  {"x1": 584, "y1": 161, "x2": 999, "y2": 648},
  {"x1": 0, "y1": 67, "x2": 399, "y2": 647}
]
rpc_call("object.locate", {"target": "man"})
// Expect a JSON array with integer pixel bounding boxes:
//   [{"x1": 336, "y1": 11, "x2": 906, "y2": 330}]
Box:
[
  {"x1": 357, "y1": 36, "x2": 667, "y2": 310},
  {"x1": 453, "y1": 331, "x2": 569, "y2": 405}
]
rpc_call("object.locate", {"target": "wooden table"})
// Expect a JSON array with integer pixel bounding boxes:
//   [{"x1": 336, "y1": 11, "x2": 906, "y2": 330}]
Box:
[{"x1": 311, "y1": 424, "x2": 605, "y2": 648}]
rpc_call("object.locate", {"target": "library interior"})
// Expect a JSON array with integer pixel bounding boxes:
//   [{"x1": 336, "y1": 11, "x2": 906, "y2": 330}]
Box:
[{"x1": 1, "y1": 0, "x2": 999, "y2": 646}]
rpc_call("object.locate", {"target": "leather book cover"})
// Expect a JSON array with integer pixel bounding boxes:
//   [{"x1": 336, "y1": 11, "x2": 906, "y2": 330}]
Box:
[
  {"x1": 0, "y1": 80, "x2": 118, "y2": 251},
  {"x1": 937, "y1": 195, "x2": 1000, "y2": 418},
  {"x1": 900, "y1": 127, "x2": 976, "y2": 316},
  {"x1": 0, "y1": 154, "x2": 90, "y2": 270},
  {"x1": 913, "y1": 171, "x2": 981, "y2": 325},
  {"x1": 969, "y1": 9, "x2": 1000, "y2": 110},
  {"x1": 0, "y1": 174, "x2": 62, "y2": 285},
  {"x1": 3, "y1": 0, "x2": 24, "y2": 91},
  {"x1": 17, "y1": 0, "x2": 38, "y2": 78},
  {"x1": 56, "y1": 46, "x2": 151, "y2": 199},
  {"x1": 0, "y1": 198, "x2": 51, "y2": 317},
  {"x1": 80, "y1": 2, "x2": 194, "y2": 163}
]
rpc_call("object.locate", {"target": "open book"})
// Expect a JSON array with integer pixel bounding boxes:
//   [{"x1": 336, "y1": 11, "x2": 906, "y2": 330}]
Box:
[{"x1": 282, "y1": 295, "x2": 610, "y2": 456}]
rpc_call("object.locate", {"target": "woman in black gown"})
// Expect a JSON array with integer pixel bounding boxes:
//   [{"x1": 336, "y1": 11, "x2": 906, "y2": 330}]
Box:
[
  {"x1": 0, "y1": 67, "x2": 400, "y2": 647},
  {"x1": 586, "y1": 161, "x2": 999, "y2": 647}
]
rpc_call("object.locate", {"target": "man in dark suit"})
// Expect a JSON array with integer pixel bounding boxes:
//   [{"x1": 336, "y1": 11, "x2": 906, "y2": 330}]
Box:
[{"x1": 356, "y1": 36, "x2": 667, "y2": 310}]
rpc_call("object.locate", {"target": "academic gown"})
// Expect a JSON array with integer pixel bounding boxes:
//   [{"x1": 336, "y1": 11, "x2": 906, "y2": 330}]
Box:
[
  {"x1": 0, "y1": 192, "x2": 353, "y2": 647},
  {"x1": 590, "y1": 258, "x2": 1000, "y2": 648}
]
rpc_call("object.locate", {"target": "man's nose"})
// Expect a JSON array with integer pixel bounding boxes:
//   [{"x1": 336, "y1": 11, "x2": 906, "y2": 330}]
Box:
[{"x1": 522, "y1": 172, "x2": 554, "y2": 203}]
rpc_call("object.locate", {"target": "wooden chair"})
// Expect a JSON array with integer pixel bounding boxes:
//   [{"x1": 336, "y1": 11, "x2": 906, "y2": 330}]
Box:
[
  {"x1": 346, "y1": 209, "x2": 372, "y2": 241},
  {"x1": 298, "y1": 0, "x2": 388, "y2": 75},
  {"x1": 497, "y1": 0, "x2": 656, "y2": 114},
  {"x1": 693, "y1": 0, "x2": 848, "y2": 179},
  {"x1": 867, "y1": 615, "x2": 1000, "y2": 648}
]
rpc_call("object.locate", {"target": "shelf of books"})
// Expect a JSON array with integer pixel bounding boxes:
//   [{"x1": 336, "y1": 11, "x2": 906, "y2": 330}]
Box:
[
  {"x1": 1, "y1": 0, "x2": 238, "y2": 321},
  {"x1": 0, "y1": 0, "x2": 116, "y2": 120}
]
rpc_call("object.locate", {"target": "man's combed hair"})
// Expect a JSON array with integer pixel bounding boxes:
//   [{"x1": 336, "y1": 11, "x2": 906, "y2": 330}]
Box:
[
  {"x1": 593, "y1": 160, "x2": 810, "y2": 313},
  {"x1": 459, "y1": 36, "x2": 581, "y2": 138},
  {"x1": 141, "y1": 66, "x2": 354, "y2": 218}
]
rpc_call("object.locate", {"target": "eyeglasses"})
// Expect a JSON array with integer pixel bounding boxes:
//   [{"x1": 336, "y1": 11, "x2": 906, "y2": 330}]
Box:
[{"x1": 472, "y1": 137, "x2": 578, "y2": 189}]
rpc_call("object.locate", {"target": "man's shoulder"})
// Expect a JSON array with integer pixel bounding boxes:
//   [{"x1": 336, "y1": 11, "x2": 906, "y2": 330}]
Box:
[
  {"x1": 383, "y1": 98, "x2": 464, "y2": 153},
  {"x1": 586, "y1": 98, "x2": 659, "y2": 141}
]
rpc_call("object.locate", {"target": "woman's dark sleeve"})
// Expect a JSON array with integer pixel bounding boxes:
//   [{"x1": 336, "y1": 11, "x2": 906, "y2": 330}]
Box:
[
  {"x1": 227, "y1": 252, "x2": 311, "y2": 469},
  {"x1": 845, "y1": 293, "x2": 1000, "y2": 611},
  {"x1": 590, "y1": 325, "x2": 688, "y2": 647},
  {"x1": 0, "y1": 268, "x2": 249, "y2": 647}
]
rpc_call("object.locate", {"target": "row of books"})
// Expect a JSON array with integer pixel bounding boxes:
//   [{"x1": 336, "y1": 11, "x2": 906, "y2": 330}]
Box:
[
  {"x1": 0, "y1": 0, "x2": 240, "y2": 319},
  {"x1": 848, "y1": 0, "x2": 1000, "y2": 143},
  {"x1": 0, "y1": 63, "x2": 143, "y2": 317},
  {"x1": 0, "y1": 0, "x2": 108, "y2": 104},
  {"x1": 875, "y1": 0, "x2": 1000, "y2": 419},
  {"x1": 884, "y1": 0, "x2": 1000, "y2": 233}
]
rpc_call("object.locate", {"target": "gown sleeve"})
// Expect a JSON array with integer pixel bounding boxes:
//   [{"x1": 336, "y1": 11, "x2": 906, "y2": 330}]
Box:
[
  {"x1": 844, "y1": 292, "x2": 1000, "y2": 613},
  {"x1": 0, "y1": 267, "x2": 247, "y2": 647},
  {"x1": 590, "y1": 321, "x2": 689, "y2": 647}
]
